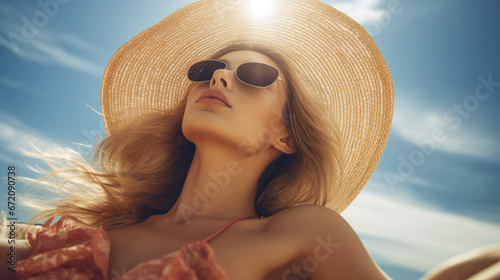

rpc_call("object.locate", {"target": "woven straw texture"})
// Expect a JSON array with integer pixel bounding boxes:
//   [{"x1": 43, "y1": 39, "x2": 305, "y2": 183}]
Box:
[{"x1": 100, "y1": 0, "x2": 394, "y2": 213}]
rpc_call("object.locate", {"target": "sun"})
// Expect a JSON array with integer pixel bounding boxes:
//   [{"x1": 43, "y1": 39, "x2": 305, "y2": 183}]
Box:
[{"x1": 249, "y1": 0, "x2": 274, "y2": 17}]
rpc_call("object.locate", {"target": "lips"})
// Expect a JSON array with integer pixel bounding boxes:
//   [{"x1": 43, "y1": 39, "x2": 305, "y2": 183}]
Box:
[{"x1": 196, "y1": 89, "x2": 232, "y2": 108}]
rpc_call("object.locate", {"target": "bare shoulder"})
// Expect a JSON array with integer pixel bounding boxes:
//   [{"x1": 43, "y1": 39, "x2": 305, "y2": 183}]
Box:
[
  {"x1": 266, "y1": 205, "x2": 392, "y2": 280},
  {"x1": 266, "y1": 204, "x2": 347, "y2": 238}
]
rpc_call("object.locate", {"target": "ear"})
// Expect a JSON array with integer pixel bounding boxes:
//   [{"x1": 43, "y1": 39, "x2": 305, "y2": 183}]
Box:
[{"x1": 272, "y1": 133, "x2": 296, "y2": 154}]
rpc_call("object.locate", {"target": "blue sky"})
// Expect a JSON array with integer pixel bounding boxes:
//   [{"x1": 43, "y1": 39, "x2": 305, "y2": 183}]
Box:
[{"x1": 1, "y1": 0, "x2": 499, "y2": 279}]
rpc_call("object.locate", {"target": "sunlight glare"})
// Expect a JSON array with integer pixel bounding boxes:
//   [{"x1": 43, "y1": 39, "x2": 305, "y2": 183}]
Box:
[{"x1": 249, "y1": 0, "x2": 273, "y2": 17}]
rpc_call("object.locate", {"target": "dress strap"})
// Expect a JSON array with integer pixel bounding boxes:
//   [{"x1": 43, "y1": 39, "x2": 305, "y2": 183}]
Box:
[{"x1": 203, "y1": 214, "x2": 261, "y2": 242}]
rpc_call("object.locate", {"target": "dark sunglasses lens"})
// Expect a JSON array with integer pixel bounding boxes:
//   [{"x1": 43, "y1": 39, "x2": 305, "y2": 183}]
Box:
[
  {"x1": 237, "y1": 63, "x2": 279, "y2": 87},
  {"x1": 188, "y1": 60, "x2": 226, "y2": 82}
]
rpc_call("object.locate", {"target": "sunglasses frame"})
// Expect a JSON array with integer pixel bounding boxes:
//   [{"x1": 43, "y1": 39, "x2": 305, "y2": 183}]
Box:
[{"x1": 188, "y1": 59, "x2": 283, "y2": 88}]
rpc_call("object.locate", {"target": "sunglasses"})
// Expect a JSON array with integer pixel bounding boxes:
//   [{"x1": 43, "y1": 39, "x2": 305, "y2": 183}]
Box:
[{"x1": 188, "y1": 60, "x2": 282, "y2": 88}]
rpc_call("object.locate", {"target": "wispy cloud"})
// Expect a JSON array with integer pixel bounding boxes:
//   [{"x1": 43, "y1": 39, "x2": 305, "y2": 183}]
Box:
[
  {"x1": 0, "y1": 76, "x2": 40, "y2": 96},
  {"x1": 0, "y1": 110, "x2": 56, "y2": 166},
  {"x1": 329, "y1": 0, "x2": 386, "y2": 25},
  {"x1": 392, "y1": 94, "x2": 500, "y2": 161},
  {"x1": 0, "y1": 109, "x2": 103, "y2": 168},
  {"x1": 0, "y1": 2, "x2": 103, "y2": 76},
  {"x1": 342, "y1": 184, "x2": 500, "y2": 274}
]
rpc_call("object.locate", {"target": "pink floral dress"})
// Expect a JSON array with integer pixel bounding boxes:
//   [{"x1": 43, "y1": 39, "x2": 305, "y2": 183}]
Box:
[{"x1": 16, "y1": 214, "x2": 260, "y2": 279}]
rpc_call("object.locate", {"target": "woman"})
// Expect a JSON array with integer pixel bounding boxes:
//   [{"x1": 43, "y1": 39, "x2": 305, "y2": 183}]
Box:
[
  {"x1": 13, "y1": 39, "x2": 391, "y2": 279},
  {"x1": 3, "y1": 0, "x2": 498, "y2": 279}
]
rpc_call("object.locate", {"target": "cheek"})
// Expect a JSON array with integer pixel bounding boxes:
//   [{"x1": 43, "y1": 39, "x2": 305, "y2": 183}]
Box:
[
  {"x1": 183, "y1": 86, "x2": 203, "y2": 117},
  {"x1": 236, "y1": 108, "x2": 286, "y2": 152},
  {"x1": 185, "y1": 87, "x2": 198, "y2": 108},
  {"x1": 238, "y1": 96, "x2": 287, "y2": 137}
]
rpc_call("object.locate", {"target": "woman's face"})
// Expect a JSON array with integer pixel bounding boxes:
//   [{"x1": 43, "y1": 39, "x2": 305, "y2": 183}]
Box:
[{"x1": 182, "y1": 50, "x2": 291, "y2": 156}]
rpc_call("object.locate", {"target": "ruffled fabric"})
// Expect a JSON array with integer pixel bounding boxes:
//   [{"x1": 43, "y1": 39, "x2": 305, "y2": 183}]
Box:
[
  {"x1": 115, "y1": 241, "x2": 228, "y2": 280},
  {"x1": 16, "y1": 216, "x2": 229, "y2": 280},
  {"x1": 16, "y1": 216, "x2": 110, "y2": 280}
]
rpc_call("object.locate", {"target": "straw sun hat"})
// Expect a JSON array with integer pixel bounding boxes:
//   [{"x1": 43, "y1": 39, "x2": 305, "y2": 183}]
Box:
[{"x1": 100, "y1": 0, "x2": 394, "y2": 213}]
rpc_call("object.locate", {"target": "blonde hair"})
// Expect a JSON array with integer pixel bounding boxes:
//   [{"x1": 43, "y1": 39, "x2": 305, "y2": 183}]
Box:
[{"x1": 20, "y1": 42, "x2": 343, "y2": 228}]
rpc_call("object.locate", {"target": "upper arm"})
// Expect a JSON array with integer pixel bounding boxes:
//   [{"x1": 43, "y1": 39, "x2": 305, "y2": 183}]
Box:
[
  {"x1": 421, "y1": 243, "x2": 500, "y2": 280},
  {"x1": 280, "y1": 205, "x2": 392, "y2": 280}
]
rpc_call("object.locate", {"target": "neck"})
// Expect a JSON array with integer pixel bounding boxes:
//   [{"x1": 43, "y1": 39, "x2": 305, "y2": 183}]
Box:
[{"x1": 167, "y1": 143, "x2": 276, "y2": 224}]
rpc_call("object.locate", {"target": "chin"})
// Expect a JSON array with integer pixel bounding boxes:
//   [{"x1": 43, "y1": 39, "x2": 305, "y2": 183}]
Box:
[
  {"x1": 182, "y1": 120, "x2": 247, "y2": 151},
  {"x1": 182, "y1": 116, "x2": 221, "y2": 142}
]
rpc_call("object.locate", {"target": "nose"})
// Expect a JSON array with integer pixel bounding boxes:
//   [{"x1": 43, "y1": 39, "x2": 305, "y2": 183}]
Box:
[{"x1": 210, "y1": 68, "x2": 233, "y2": 90}]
